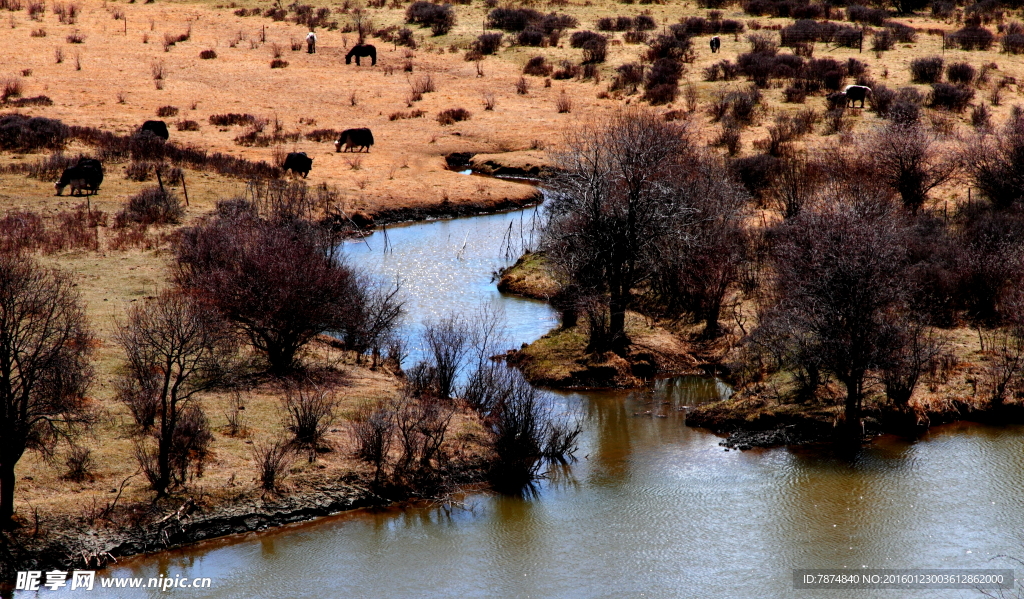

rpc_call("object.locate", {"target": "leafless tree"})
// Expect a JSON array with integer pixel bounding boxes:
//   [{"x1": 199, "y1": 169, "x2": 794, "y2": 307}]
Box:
[
  {"x1": 869, "y1": 121, "x2": 960, "y2": 213},
  {"x1": 423, "y1": 314, "x2": 473, "y2": 399},
  {"x1": 176, "y1": 215, "x2": 365, "y2": 374},
  {"x1": 393, "y1": 392, "x2": 456, "y2": 481},
  {"x1": 0, "y1": 252, "x2": 93, "y2": 528},
  {"x1": 965, "y1": 112, "x2": 1024, "y2": 209},
  {"x1": 878, "y1": 318, "x2": 944, "y2": 407},
  {"x1": 764, "y1": 198, "x2": 912, "y2": 437},
  {"x1": 338, "y1": 275, "x2": 404, "y2": 365},
  {"x1": 116, "y1": 289, "x2": 232, "y2": 496},
  {"x1": 544, "y1": 108, "x2": 693, "y2": 353},
  {"x1": 650, "y1": 154, "x2": 749, "y2": 338},
  {"x1": 981, "y1": 327, "x2": 1024, "y2": 408}
]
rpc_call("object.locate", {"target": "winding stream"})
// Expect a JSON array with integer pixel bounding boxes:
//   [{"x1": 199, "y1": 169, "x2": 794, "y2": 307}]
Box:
[{"x1": 46, "y1": 201, "x2": 1024, "y2": 598}]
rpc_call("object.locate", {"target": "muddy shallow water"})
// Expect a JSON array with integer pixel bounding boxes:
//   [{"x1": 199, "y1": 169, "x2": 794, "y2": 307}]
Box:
[{"x1": 48, "y1": 204, "x2": 1024, "y2": 598}]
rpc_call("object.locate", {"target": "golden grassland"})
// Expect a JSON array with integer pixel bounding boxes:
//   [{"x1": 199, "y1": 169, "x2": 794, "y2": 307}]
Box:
[{"x1": 1, "y1": 0, "x2": 1024, "y2": 528}]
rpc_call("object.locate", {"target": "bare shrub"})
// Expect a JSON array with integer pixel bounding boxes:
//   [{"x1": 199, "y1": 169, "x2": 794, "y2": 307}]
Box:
[
  {"x1": 872, "y1": 29, "x2": 894, "y2": 51},
  {"x1": 965, "y1": 115, "x2": 1024, "y2": 209},
  {"x1": 176, "y1": 119, "x2": 200, "y2": 131},
  {"x1": 717, "y1": 121, "x2": 742, "y2": 155},
  {"x1": 910, "y1": 56, "x2": 943, "y2": 83},
  {"x1": 484, "y1": 372, "x2": 580, "y2": 493},
  {"x1": 253, "y1": 438, "x2": 292, "y2": 491},
  {"x1": 115, "y1": 186, "x2": 184, "y2": 226},
  {"x1": 436, "y1": 107, "x2": 470, "y2": 125},
  {"x1": 948, "y1": 23, "x2": 994, "y2": 51},
  {"x1": 410, "y1": 74, "x2": 435, "y2": 94},
  {"x1": 929, "y1": 82, "x2": 974, "y2": 112},
  {"x1": 555, "y1": 92, "x2": 572, "y2": 113},
  {"x1": 224, "y1": 391, "x2": 247, "y2": 437},
  {"x1": 270, "y1": 59, "x2": 289, "y2": 68},
  {"x1": 475, "y1": 32, "x2": 502, "y2": 54},
  {"x1": 61, "y1": 446, "x2": 94, "y2": 482},
  {"x1": 423, "y1": 314, "x2": 472, "y2": 399},
  {"x1": 482, "y1": 91, "x2": 496, "y2": 110},
  {"x1": 823, "y1": 107, "x2": 848, "y2": 134},
  {"x1": 199, "y1": 49, "x2": 217, "y2": 59},
  {"x1": 945, "y1": 61, "x2": 976, "y2": 85},
  {"x1": 209, "y1": 113, "x2": 257, "y2": 127},
  {"x1": 971, "y1": 103, "x2": 991, "y2": 131},
  {"x1": 523, "y1": 55, "x2": 551, "y2": 76},
  {"x1": 0, "y1": 113, "x2": 68, "y2": 152},
  {"x1": 283, "y1": 385, "x2": 339, "y2": 461},
  {"x1": 352, "y1": 403, "x2": 394, "y2": 484},
  {"x1": 156, "y1": 105, "x2": 178, "y2": 117},
  {"x1": 515, "y1": 76, "x2": 529, "y2": 94},
  {"x1": 66, "y1": 29, "x2": 84, "y2": 43},
  {"x1": 0, "y1": 77, "x2": 22, "y2": 101}
]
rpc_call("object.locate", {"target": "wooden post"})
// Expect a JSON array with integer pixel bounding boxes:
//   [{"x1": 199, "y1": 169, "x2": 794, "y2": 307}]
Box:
[
  {"x1": 180, "y1": 172, "x2": 189, "y2": 206},
  {"x1": 124, "y1": 17, "x2": 127, "y2": 35}
]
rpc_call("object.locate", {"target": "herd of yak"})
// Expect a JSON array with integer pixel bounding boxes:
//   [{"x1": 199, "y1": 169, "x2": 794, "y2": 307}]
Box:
[
  {"x1": 52, "y1": 121, "x2": 374, "y2": 196},
  {"x1": 49, "y1": 33, "x2": 876, "y2": 197}
]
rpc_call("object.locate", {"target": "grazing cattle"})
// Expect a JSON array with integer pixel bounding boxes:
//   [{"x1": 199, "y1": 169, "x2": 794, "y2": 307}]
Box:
[
  {"x1": 55, "y1": 158, "x2": 104, "y2": 196},
  {"x1": 842, "y1": 85, "x2": 872, "y2": 108},
  {"x1": 334, "y1": 128, "x2": 375, "y2": 153},
  {"x1": 345, "y1": 44, "x2": 377, "y2": 66},
  {"x1": 283, "y1": 152, "x2": 313, "y2": 178},
  {"x1": 140, "y1": 120, "x2": 169, "y2": 140},
  {"x1": 710, "y1": 36, "x2": 721, "y2": 53}
]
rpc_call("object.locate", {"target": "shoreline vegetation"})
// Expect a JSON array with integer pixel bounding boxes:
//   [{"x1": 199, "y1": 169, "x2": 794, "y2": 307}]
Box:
[{"x1": 498, "y1": 250, "x2": 1024, "y2": 450}]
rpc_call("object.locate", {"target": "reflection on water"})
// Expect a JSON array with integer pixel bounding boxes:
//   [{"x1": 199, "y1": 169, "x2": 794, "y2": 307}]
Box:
[
  {"x1": 54, "y1": 208, "x2": 1024, "y2": 599},
  {"x1": 342, "y1": 204, "x2": 556, "y2": 363}
]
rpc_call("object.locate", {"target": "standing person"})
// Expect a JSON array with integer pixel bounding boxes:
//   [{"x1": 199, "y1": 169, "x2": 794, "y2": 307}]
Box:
[{"x1": 306, "y1": 30, "x2": 317, "y2": 54}]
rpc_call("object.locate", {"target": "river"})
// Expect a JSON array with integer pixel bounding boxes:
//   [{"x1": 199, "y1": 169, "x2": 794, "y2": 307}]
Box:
[{"x1": 49, "y1": 201, "x2": 1024, "y2": 598}]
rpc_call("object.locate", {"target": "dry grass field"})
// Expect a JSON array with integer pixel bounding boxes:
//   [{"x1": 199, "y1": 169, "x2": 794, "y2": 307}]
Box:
[{"x1": 2, "y1": 0, "x2": 1024, "y2": 534}]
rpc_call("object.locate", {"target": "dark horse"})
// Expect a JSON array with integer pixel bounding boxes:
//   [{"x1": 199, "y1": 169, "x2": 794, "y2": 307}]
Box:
[{"x1": 345, "y1": 44, "x2": 377, "y2": 66}]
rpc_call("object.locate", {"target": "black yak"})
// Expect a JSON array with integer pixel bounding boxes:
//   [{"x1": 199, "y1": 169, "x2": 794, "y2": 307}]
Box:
[
  {"x1": 345, "y1": 44, "x2": 377, "y2": 66},
  {"x1": 55, "y1": 158, "x2": 104, "y2": 196},
  {"x1": 710, "y1": 36, "x2": 721, "y2": 53},
  {"x1": 842, "y1": 85, "x2": 872, "y2": 108},
  {"x1": 283, "y1": 152, "x2": 313, "y2": 177},
  {"x1": 140, "y1": 120, "x2": 169, "y2": 140},
  {"x1": 334, "y1": 128, "x2": 374, "y2": 153}
]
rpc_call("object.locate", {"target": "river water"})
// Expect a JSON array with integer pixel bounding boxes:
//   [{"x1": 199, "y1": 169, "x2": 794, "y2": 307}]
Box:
[{"x1": 48, "y1": 202, "x2": 1024, "y2": 598}]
